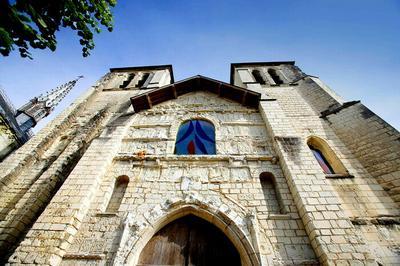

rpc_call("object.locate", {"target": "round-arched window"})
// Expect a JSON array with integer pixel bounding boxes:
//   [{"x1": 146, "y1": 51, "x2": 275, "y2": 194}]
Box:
[
  {"x1": 175, "y1": 119, "x2": 216, "y2": 155},
  {"x1": 307, "y1": 136, "x2": 348, "y2": 175}
]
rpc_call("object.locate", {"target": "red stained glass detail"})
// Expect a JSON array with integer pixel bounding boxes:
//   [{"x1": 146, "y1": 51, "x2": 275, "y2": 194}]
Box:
[
  {"x1": 175, "y1": 119, "x2": 216, "y2": 155},
  {"x1": 188, "y1": 140, "x2": 195, "y2": 154}
]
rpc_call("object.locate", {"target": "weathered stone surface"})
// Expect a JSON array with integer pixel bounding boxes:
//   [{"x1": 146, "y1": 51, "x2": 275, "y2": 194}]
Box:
[{"x1": 1, "y1": 63, "x2": 398, "y2": 266}]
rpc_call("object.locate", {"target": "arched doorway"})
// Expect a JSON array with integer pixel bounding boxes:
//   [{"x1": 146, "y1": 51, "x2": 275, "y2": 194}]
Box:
[{"x1": 137, "y1": 215, "x2": 241, "y2": 266}]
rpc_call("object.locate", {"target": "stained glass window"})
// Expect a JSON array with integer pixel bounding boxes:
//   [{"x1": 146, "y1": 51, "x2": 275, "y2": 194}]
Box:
[
  {"x1": 175, "y1": 120, "x2": 216, "y2": 155},
  {"x1": 309, "y1": 146, "x2": 334, "y2": 174}
]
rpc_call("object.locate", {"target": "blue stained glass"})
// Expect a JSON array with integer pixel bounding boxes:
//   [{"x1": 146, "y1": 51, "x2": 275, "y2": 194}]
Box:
[
  {"x1": 175, "y1": 120, "x2": 216, "y2": 155},
  {"x1": 310, "y1": 148, "x2": 334, "y2": 174}
]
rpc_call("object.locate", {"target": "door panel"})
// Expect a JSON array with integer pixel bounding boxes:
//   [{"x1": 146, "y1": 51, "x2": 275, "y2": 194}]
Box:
[{"x1": 138, "y1": 215, "x2": 241, "y2": 266}]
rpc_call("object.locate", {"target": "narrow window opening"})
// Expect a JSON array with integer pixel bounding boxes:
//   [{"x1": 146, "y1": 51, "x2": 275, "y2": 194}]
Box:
[
  {"x1": 259, "y1": 172, "x2": 286, "y2": 214},
  {"x1": 309, "y1": 145, "x2": 335, "y2": 174},
  {"x1": 120, "y1": 73, "x2": 135, "y2": 88},
  {"x1": 307, "y1": 136, "x2": 349, "y2": 177},
  {"x1": 268, "y1": 69, "x2": 284, "y2": 85},
  {"x1": 252, "y1": 70, "x2": 266, "y2": 85},
  {"x1": 138, "y1": 73, "x2": 150, "y2": 88},
  {"x1": 175, "y1": 119, "x2": 216, "y2": 155},
  {"x1": 106, "y1": 175, "x2": 129, "y2": 213}
]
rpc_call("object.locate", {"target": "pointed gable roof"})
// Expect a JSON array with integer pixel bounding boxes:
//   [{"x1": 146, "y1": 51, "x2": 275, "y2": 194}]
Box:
[{"x1": 130, "y1": 75, "x2": 260, "y2": 113}]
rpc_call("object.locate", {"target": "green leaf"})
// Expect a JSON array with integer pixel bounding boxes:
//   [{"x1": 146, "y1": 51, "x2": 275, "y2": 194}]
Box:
[
  {"x1": 1, "y1": 0, "x2": 116, "y2": 59},
  {"x1": 37, "y1": 18, "x2": 48, "y2": 29}
]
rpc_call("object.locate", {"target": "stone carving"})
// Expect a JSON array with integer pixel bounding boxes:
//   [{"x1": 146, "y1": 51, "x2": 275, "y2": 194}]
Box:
[{"x1": 112, "y1": 191, "x2": 261, "y2": 266}]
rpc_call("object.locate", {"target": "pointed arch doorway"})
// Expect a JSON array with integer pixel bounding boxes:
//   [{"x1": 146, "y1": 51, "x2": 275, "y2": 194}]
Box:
[{"x1": 137, "y1": 215, "x2": 241, "y2": 266}]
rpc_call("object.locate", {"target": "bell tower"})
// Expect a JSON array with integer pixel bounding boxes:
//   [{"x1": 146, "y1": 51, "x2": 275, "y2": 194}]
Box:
[
  {"x1": 15, "y1": 76, "x2": 83, "y2": 132},
  {"x1": 230, "y1": 61, "x2": 304, "y2": 91}
]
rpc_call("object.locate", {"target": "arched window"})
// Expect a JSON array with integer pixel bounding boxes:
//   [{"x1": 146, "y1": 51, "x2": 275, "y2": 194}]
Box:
[
  {"x1": 252, "y1": 70, "x2": 266, "y2": 84},
  {"x1": 106, "y1": 175, "x2": 129, "y2": 213},
  {"x1": 175, "y1": 119, "x2": 216, "y2": 155},
  {"x1": 309, "y1": 146, "x2": 334, "y2": 174},
  {"x1": 307, "y1": 136, "x2": 347, "y2": 175},
  {"x1": 259, "y1": 172, "x2": 286, "y2": 214},
  {"x1": 267, "y1": 69, "x2": 284, "y2": 85}
]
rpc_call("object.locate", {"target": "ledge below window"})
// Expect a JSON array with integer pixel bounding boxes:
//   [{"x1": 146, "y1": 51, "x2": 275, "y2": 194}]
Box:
[
  {"x1": 63, "y1": 253, "x2": 105, "y2": 260},
  {"x1": 114, "y1": 154, "x2": 277, "y2": 162},
  {"x1": 268, "y1": 214, "x2": 291, "y2": 220},
  {"x1": 325, "y1": 173, "x2": 354, "y2": 179},
  {"x1": 95, "y1": 212, "x2": 118, "y2": 217}
]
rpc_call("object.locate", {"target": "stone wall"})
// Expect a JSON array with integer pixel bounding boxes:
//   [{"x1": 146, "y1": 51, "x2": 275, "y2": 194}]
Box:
[
  {"x1": 58, "y1": 91, "x2": 317, "y2": 265},
  {"x1": 322, "y1": 103, "x2": 400, "y2": 205},
  {"x1": 1, "y1": 63, "x2": 399, "y2": 266},
  {"x1": 268, "y1": 78, "x2": 400, "y2": 265},
  {"x1": 295, "y1": 77, "x2": 400, "y2": 206}
]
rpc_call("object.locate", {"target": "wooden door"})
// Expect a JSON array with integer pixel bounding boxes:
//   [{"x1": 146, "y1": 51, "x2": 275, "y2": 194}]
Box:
[{"x1": 138, "y1": 215, "x2": 241, "y2": 266}]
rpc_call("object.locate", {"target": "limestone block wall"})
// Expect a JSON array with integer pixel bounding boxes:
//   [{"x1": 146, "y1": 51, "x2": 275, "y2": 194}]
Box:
[
  {"x1": 264, "y1": 82, "x2": 399, "y2": 265},
  {"x1": 2, "y1": 63, "x2": 399, "y2": 266},
  {"x1": 268, "y1": 85, "x2": 398, "y2": 215},
  {"x1": 0, "y1": 72, "x2": 150, "y2": 263},
  {"x1": 0, "y1": 82, "x2": 99, "y2": 262},
  {"x1": 295, "y1": 77, "x2": 344, "y2": 111},
  {"x1": 353, "y1": 223, "x2": 400, "y2": 265},
  {"x1": 295, "y1": 77, "x2": 400, "y2": 206},
  {"x1": 259, "y1": 100, "x2": 370, "y2": 265},
  {"x1": 322, "y1": 103, "x2": 400, "y2": 204},
  {"x1": 58, "y1": 91, "x2": 317, "y2": 265}
]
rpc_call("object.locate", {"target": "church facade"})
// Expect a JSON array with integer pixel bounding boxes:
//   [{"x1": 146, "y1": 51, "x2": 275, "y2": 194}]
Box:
[{"x1": 0, "y1": 62, "x2": 399, "y2": 265}]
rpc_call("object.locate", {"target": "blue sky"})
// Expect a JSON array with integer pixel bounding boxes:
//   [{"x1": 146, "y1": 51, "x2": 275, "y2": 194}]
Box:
[{"x1": 0, "y1": 0, "x2": 399, "y2": 130}]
